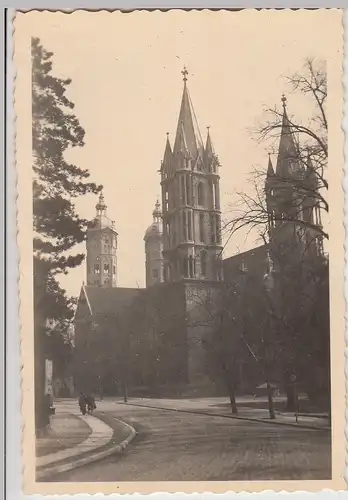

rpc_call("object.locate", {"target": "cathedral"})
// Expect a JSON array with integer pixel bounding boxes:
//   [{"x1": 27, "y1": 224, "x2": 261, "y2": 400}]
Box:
[{"x1": 74, "y1": 69, "x2": 324, "y2": 398}]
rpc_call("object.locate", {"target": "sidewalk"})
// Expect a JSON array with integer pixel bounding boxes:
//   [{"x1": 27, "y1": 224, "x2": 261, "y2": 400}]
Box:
[
  {"x1": 120, "y1": 397, "x2": 330, "y2": 431},
  {"x1": 36, "y1": 406, "x2": 92, "y2": 458},
  {"x1": 36, "y1": 402, "x2": 136, "y2": 480}
]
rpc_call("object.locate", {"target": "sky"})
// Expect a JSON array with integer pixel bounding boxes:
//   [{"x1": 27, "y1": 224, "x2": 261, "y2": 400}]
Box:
[{"x1": 16, "y1": 9, "x2": 341, "y2": 298}]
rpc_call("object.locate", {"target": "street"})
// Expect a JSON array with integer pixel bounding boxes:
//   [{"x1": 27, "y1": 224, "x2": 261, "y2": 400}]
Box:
[{"x1": 49, "y1": 400, "x2": 331, "y2": 482}]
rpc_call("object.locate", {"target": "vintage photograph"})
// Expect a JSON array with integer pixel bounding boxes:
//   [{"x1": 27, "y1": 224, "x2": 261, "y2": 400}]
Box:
[{"x1": 15, "y1": 8, "x2": 345, "y2": 494}]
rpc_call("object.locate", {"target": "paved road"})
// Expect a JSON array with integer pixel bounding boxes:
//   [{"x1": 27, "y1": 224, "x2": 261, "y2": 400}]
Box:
[{"x1": 50, "y1": 401, "x2": 331, "y2": 482}]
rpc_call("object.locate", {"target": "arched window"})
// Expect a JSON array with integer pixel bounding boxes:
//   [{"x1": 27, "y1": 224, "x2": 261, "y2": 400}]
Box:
[
  {"x1": 201, "y1": 250, "x2": 207, "y2": 277},
  {"x1": 182, "y1": 212, "x2": 187, "y2": 240},
  {"x1": 212, "y1": 182, "x2": 216, "y2": 209},
  {"x1": 181, "y1": 176, "x2": 185, "y2": 205},
  {"x1": 186, "y1": 175, "x2": 190, "y2": 206},
  {"x1": 198, "y1": 182, "x2": 204, "y2": 206},
  {"x1": 188, "y1": 211, "x2": 192, "y2": 240},
  {"x1": 199, "y1": 213, "x2": 205, "y2": 242}
]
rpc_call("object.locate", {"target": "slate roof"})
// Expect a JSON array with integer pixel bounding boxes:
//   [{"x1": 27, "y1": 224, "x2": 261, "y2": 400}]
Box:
[{"x1": 83, "y1": 286, "x2": 143, "y2": 316}]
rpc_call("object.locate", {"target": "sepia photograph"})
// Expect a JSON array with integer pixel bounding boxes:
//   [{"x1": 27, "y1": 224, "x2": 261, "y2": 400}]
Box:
[{"x1": 14, "y1": 8, "x2": 345, "y2": 494}]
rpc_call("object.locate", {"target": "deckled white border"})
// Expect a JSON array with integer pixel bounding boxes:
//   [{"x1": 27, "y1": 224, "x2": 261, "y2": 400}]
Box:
[{"x1": 7, "y1": 6, "x2": 348, "y2": 498}]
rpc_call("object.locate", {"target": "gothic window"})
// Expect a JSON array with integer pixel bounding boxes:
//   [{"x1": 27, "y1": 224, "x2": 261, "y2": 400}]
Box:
[
  {"x1": 186, "y1": 175, "x2": 190, "y2": 205},
  {"x1": 165, "y1": 191, "x2": 169, "y2": 211},
  {"x1": 94, "y1": 263, "x2": 100, "y2": 274},
  {"x1": 188, "y1": 211, "x2": 192, "y2": 240},
  {"x1": 181, "y1": 176, "x2": 185, "y2": 205},
  {"x1": 113, "y1": 265, "x2": 116, "y2": 274},
  {"x1": 201, "y1": 250, "x2": 207, "y2": 277},
  {"x1": 199, "y1": 213, "x2": 205, "y2": 242},
  {"x1": 182, "y1": 212, "x2": 187, "y2": 241},
  {"x1": 104, "y1": 263, "x2": 109, "y2": 273},
  {"x1": 197, "y1": 182, "x2": 204, "y2": 206},
  {"x1": 212, "y1": 182, "x2": 216, "y2": 209}
]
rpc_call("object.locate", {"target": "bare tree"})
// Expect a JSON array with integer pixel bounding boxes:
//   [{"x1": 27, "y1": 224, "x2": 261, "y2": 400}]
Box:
[{"x1": 224, "y1": 58, "x2": 328, "y2": 244}]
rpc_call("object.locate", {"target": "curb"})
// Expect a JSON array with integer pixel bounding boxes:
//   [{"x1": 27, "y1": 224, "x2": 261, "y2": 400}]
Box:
[
  {"x1": 36, "y1": 415, "x2": 136, "y2": 480},
  {"x1": 119, "y1": 402, "x2": 330, "y2": 432}
]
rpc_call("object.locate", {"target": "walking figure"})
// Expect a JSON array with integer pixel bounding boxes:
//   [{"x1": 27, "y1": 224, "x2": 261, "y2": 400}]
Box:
[
  {"x1": 78, "y1": 392, "x2": 88, "y2": 415},
  {"x1": 86, "y1": 394, "x2": 96, "y2": 414}
]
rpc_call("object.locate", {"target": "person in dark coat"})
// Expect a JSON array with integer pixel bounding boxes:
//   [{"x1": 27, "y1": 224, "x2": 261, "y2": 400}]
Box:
[
  {"x1": 86, "y1": 394, "x2": 96, "y2": 414},
  {"x1": 78, "y1": 392, "x2": 88, "y2": 415}
]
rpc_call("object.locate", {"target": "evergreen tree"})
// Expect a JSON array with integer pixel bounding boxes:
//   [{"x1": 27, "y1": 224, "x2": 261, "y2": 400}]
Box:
[
  {"x1": 32, "y1": 36, "x2": 102, "y2": 278},
  {"x1": 32, "y1": 37, "x2": 101, "y2": 428}
]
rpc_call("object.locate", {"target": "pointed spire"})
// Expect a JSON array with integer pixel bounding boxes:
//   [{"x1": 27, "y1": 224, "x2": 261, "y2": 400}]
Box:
[
  {"x1": 164, "y1": 132, "x2": 172, "y2": 158},
  {"x1": 205, "y1": 126, "x2": 215, "y2": 157},
  {"x1": 267, "y1": 153, "x2": 275, "y2": 177},
  {"x1": 161, "y1": 132, "x2": 172, "y2": 172},
  {"x1": 276, "y1": 94, "x2": 300, "y2": 177},
  {"x1": 173, "y1": 67, "x2": 204, "y2": 158}
]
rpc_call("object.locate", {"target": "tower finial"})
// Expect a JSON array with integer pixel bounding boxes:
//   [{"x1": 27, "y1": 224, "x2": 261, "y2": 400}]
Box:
[
  {"x1": 281, "y1": 94, "x2": 287, "y2": 109},
  {"x1": 96, "y1": 190, "x2": 107, "y2": 214},
  {"x1": 181, "y1": 66, "x2": 188, "y2": 83}
]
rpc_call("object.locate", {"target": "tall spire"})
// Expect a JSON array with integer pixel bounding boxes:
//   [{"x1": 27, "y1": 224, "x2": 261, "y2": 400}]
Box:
[
  {"x1": 173, "y1": 67, "x2": 204, "y2": 158},
  {"x1": 267, "y1": 153, "x2": 275, "y2": 177},
  {"x1": 276, "y1": 94, "x2": 300, "y2": 177}
]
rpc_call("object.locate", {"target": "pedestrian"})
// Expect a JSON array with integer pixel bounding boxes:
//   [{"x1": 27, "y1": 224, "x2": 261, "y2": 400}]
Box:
[
  {"x1": 78, "y1": 392, "x2": 88, "y2": 415},
  {"x1": 86, "y1": 394, "x2": 97, "y2": 414}
]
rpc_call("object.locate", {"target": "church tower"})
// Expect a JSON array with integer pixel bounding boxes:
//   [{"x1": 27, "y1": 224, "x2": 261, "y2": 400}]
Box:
[
  {"x1": 144, "y1": 200, "x2": 164, "y2": 287},
  {"x1": 265, "y1": 95, "x2": 324, "y2": 269},
  {"x1": 86, "y1": 193, "x2": 118, "y2": 287},
  {"x1": 160, "y1": 67, "x2": 223, "y2": 283}
]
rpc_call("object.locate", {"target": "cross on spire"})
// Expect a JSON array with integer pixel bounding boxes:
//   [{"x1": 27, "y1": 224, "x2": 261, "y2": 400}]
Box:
[{"x1": 181, "y1": 66, "x2": 188, "y2": 83}]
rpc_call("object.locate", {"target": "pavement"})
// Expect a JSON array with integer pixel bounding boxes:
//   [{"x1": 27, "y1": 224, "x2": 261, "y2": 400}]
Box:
[
  {"x1": 36, "y1": 401, "x2": 136, "y2": 481},
  {"x1": 117, "y1": 396, "x2": 330, "y2": 431},
  {"x1": 50, "y1": 401, "x2": 331, "y2": 482}
]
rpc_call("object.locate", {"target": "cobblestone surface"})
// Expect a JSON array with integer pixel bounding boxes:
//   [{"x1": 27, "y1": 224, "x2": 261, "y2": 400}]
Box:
[{"x1": 50, "y1": 401, "x2": 331, "y2": 482}]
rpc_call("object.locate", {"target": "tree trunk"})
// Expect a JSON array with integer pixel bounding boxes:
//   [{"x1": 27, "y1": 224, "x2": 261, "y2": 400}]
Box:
[
  {"x1": 229, "y1": 392, "x2": 238, "y2": 414},
  {"x1": 266, "y1": 381, "x2": 276, "y2": 419}
]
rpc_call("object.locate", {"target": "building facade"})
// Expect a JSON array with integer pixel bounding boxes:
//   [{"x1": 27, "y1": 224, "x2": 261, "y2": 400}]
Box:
[{"x1": 74, "y1": 77, "x2": 327, "y2": 400}]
